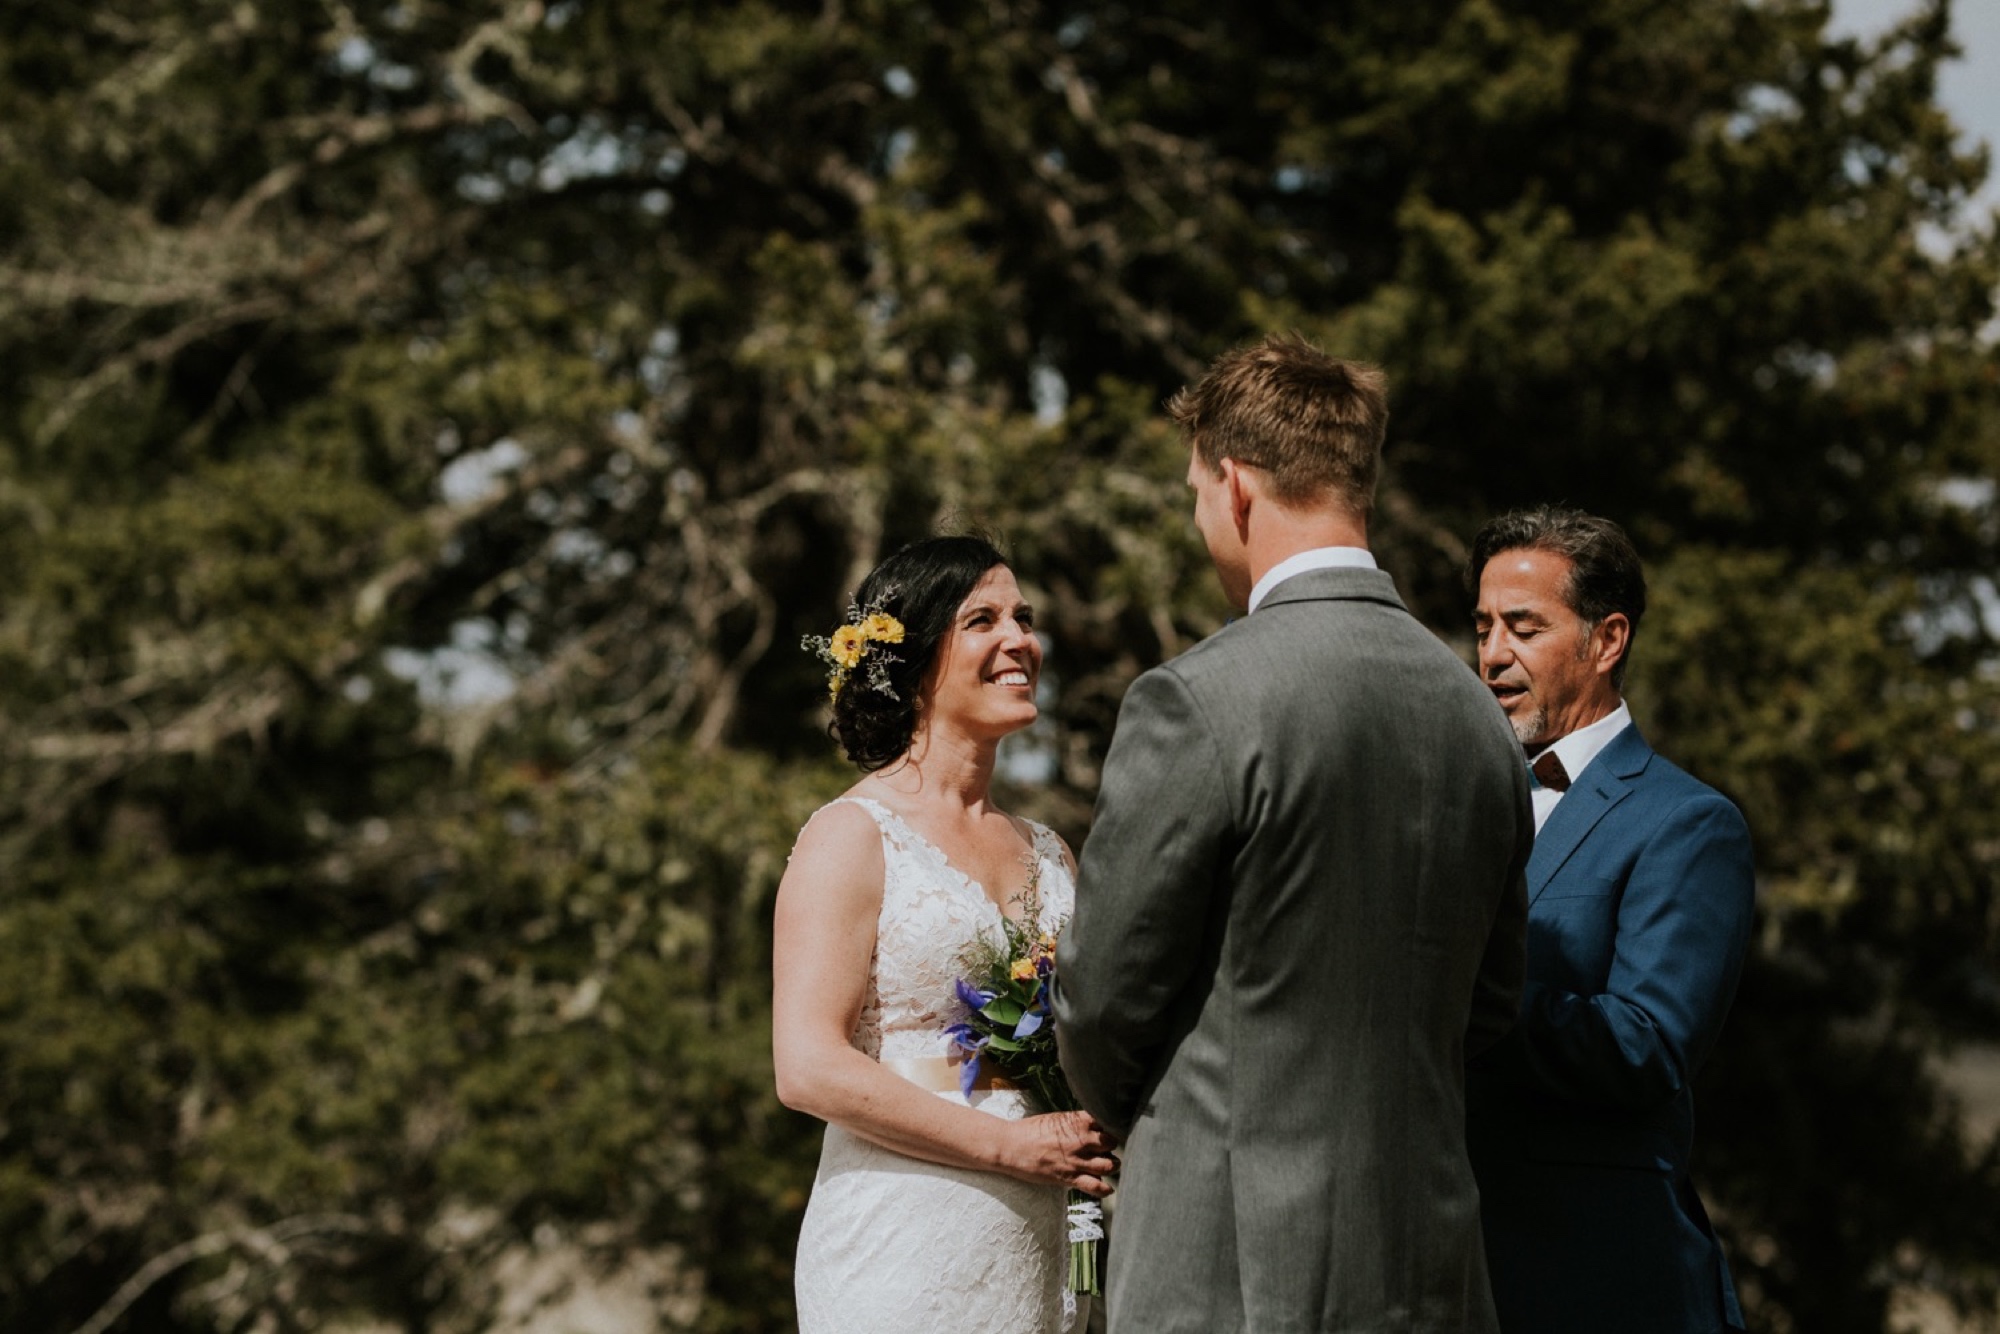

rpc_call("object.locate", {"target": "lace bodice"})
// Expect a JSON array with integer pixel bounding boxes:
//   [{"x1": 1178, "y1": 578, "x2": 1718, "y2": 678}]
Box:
[{"x1": 833, "y1": 796, "x2": 1076, "y2": 1064}]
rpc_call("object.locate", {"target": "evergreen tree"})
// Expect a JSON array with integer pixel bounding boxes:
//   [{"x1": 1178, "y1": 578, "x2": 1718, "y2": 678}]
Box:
[{"x1": 1, "y1": 1, "x2": 1995, "y2": 1329}]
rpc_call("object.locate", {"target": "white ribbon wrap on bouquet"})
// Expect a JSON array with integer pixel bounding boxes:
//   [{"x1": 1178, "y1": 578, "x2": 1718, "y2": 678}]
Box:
[{"x1": 1066, "y1": 1198, "x2": 1105, "y2": 1244}]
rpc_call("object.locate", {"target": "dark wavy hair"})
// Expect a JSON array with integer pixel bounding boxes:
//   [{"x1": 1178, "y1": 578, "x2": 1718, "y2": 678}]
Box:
[
  {"x1": 1467, "y1": 505, "x2": 1647, "y2": 688},
  {"x1": 828, "y1": 535, "x2": 1009, "y2": 770}
]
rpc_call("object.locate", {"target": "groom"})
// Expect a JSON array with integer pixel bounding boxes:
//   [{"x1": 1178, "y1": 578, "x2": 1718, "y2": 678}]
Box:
[{"x1": 1055, "y1": 334, "x2": 1531, "y2": 1332}]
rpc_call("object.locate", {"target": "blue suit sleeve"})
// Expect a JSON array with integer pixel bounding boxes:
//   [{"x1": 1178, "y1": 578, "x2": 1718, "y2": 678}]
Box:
[
  {"x1": 1495, "y1": 793, "x2": 1754, "y2": 1111},
  {"x1": 1053, "y1": 667, "x2": 1230, "y2": 1138}
]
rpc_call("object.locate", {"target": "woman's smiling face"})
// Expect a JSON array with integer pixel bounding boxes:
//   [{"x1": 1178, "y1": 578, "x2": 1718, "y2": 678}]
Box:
[{"x1": 919, "y1": 564, "x2": 1042, "y2": 741}]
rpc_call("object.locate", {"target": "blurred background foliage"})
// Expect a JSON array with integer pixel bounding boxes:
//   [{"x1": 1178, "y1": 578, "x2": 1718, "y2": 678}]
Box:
[{"x1": 2, "y1": 0, "x2": 1998, "y2": 1330}]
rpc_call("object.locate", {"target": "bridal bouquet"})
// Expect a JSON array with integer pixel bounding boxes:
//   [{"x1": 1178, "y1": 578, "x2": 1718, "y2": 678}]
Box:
[{"x1": 944, "y1": 890, "x2": 1104, "y2": 1298}]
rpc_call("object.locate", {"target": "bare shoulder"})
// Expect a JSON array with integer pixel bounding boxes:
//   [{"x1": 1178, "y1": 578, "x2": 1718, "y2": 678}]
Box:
[
  {"x1": 793, "y1": 795, "x2": 881, "y2": 852},
  {"x1": 786, "y1": 797, "x2": 887, "y2": 890}
]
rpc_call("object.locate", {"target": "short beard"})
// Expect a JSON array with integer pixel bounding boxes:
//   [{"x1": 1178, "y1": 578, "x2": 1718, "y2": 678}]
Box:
[{"x1": 1508, "y1": 703, "x2": 1548, "y2": 748}]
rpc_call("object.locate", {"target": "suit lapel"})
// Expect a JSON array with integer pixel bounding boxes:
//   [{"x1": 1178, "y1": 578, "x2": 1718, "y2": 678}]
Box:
[{"x1": 1527, "y1": 723, "x2": 1652, "y2": 905}]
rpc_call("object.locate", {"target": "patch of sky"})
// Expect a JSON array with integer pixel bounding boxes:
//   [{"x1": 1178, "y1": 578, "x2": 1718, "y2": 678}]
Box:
[
  {"x1": 1725, "y1": 84, "x2": 1798, "y2": 140},
  {"x1": 1926, "y1": 475, "x2": 2000, "y2": 546},
  {"x1": 1934, "y1": 476, "x2": 1998, "y2": 510},
  {"x1": 1030, "y1": 363, "x2": 1069, "y2": 427},
  {"x1": 885, "y1": 128, "x2": 917, "y2": 174},
  {"x1": 545, "y1": 0, "x2": 580, "y2": 29},
  {"x1": 1274, "y1": 165, "x2": 1332, "y2": 194},
  {"x1": 1757, "y1": 343, "x2": 1839, "y2": 390},
  {"x1": 330, "y1": 34, "x2": 415, "y2": 89},
  {"x1": 641, "y1": 326, "x2": 683, "y2": 399},
  {"x1": 549, "y1": 527, "x2": 607, "y2": 566},
  {"x1": 537, "y1": 121, "x2": 638, "y2": 192},
  {"x1": 640, "y1": 189, "x2": 672, "y2": 216},
  {"x1": 440, "y1": 437, "x2": 529, "y2": 507},
  {"x1": 1838, "y1": 143, "x2": 1900, "y2": 195},
  {"x1": 884, "y1": 66, "x2": 916, "y2": 98},
  {"x1": 457, "y1": 174, "x2": 506, "y2": 203},
  {"x1": 610, "y1": 413, "x2": 646, "y2": 447},
  {"x1": 1057, "y1": 16, "x2": 1093, "y2": 48},
  {"x1": 1907, "y1": 574, "x2": 2000, "y2": 659},
  {"x1": 335, "y1": 36, "x2": 376, "y2": 73},
  {"x1": 384, "y1": 619, "x2": 517, "y2": 709},
  {"x1": 1774, "y1": 344, "x2": 1838, "y2": 384}
]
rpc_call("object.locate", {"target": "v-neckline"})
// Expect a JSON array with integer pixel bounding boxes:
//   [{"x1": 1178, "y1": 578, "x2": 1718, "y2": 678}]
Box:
[{"x1": 861, "y1": 799, "x2": 1041, "y2": 927}]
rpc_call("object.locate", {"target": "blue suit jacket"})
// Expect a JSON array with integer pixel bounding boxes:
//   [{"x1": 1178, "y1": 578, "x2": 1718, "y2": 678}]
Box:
[{"x1": 1467, "y1": 722, "x2": 1755, "y2": 1334}]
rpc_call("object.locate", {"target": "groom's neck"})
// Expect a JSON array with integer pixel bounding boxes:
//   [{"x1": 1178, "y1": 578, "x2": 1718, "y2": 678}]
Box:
[{"x1": 1243, "y1": 502, "x2": 1370, "y2": 592}]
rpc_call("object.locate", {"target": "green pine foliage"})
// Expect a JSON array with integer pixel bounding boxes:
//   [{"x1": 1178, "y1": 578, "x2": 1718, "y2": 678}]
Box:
[{"x1": 2, "y1": 1, "x2": 1998, "y2": 1330}]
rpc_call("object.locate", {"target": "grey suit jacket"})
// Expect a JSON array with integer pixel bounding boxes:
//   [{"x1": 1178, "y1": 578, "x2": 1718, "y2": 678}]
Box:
[{"x1": 1055, "y1": 566, "x2": 1531, "y2": 1334}]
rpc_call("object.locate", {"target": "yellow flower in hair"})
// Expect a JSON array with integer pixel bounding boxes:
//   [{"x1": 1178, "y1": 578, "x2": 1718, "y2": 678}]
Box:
[
  {"x1": 861, "y1": 612, "x2": 905, "y2": 644},
  {"x1": 829, "y1": 624, "x2": 868, "y2": 668},
  {"x1": 803, "y1": 588, "x2": 904, "y2": 706}
]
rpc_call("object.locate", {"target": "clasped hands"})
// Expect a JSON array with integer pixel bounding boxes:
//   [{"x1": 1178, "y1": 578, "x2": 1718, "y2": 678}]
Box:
[{"x1": 996, "y1": 1109, "x2": 1119, "y2": 1197}]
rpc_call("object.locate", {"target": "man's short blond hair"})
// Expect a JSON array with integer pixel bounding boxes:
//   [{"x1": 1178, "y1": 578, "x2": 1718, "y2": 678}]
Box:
[{"x1": 1167, "y1": 332, "x2": 1388, "y2": 513}]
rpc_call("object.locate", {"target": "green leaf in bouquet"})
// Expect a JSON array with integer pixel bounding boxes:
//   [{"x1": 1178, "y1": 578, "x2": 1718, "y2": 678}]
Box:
[{"x1": 980, "y1": 998, "x2": 1024, "y2": 1025}]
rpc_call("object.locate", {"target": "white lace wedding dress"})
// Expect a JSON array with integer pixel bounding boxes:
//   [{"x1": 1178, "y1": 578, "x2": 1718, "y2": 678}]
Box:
[{"x1": 793, "y1": 796, "x2": 1081, "y2": 1334}]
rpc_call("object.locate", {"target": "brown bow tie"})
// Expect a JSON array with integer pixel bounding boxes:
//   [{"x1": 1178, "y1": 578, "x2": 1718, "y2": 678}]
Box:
[{"x1": 1530, "y1": 750, "x2": 1571, "y2": 792}]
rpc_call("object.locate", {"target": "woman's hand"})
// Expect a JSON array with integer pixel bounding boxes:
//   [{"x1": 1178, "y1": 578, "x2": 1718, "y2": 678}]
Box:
[{"x1": 991, "y1": 1110, "x2": 1120, "y2": 1197}]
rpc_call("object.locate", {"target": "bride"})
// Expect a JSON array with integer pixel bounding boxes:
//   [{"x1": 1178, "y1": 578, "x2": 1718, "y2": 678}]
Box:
[{"x1": 773, "y1": 535, "x2": 1117, "y2": 1333}]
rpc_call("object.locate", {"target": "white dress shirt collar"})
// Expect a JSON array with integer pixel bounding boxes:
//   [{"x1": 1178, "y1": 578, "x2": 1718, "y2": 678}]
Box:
[
  {"x1": 1247, "y1": 546, "x2": 1377, "y2": 613},
  {"x1": 1527, "y1": 702, "x2": 1631, "y2": 832}
]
